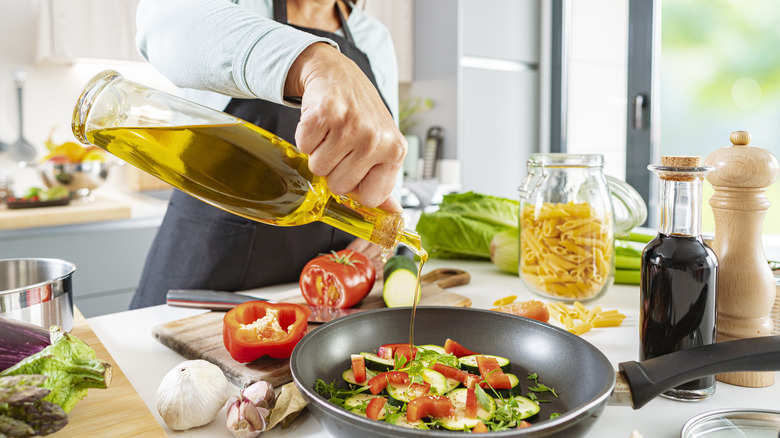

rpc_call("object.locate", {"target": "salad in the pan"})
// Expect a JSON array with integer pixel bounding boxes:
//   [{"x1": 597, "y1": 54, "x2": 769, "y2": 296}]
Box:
[{"x1": 314, "y1": 338, "x2": 559, "y2": 432}]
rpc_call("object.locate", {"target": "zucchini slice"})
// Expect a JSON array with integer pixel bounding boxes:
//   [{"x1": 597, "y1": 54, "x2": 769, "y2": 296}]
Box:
[
  {"x1": 342, "y1": 368, "x2": 377, "y2": 386},
  {"x1": 386, "y1": 368, "x2": 450, "y2": 406},
  {"x1": 495, "y1": 395, "x2": 540, "y2": 421},
  {"x1": 383, "y1": 255, "x2": 419, "y2": 307},
  {"x1": 484, "y1": 373, "x2": 523, "y2": 398},
  {"x1": 458, "y1": 354, "x2": 512, "y2": 374},
  {"x1": 417, "y1": 344, "x2": 447, "y2": 355},
  {"x1": 344, "y1": 393, "x2": 384, "y2": 417},
  {"x1": 360, "y1": 352, "x2": 395, "y2": 372},
  {"x1": 438, "y1": 388, "x2": 496, "y2": 431}
]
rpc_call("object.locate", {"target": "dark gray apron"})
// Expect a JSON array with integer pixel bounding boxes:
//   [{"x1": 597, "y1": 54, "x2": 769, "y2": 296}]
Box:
[{"x1": 130, "y1": 0, "x2": 391, "y2": 309}]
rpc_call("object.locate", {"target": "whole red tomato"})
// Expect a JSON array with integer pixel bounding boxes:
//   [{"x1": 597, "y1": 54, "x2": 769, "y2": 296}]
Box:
[{"x1": 300, "y1": 250, "x2": 376, "y2": 308}]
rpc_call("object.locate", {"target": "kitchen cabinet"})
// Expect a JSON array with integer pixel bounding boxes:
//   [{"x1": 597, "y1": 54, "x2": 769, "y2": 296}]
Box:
[
  {"x1": 457, "y1": 0, "x2": 541, "y2": 200},
  {"x1": 36, "y1": 0, "x2": 143, "y2": 64},
  {"x1": 0, "y1": 218, "x2": 159, "y2": 317},
  {"x1": 360, "y1": 0, "x2": 413, "y2": 83}
]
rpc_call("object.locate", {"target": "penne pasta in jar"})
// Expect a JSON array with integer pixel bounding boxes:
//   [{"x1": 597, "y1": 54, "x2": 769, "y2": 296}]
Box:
[
  {"x1": 519, "y1": 201, "x2": 614, "y2": 300},
  {"x1": 517, "y1": 154, "x2": 645, "y2": 301}
]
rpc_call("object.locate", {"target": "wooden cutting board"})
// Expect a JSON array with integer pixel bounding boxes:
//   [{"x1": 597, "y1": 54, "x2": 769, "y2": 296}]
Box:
[
  {"x1": 0, "y1": 196, "x2": 131, "y2": 230},
  {"x1": 152, "y1": 269, "x2": 472, "y2": 389},
  {"x1": 49, "y1": 314, "x2": 166, "y2": 437}
]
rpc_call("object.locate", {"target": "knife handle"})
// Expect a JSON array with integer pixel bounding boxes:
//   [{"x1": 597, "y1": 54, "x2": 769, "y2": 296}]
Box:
[{"x1": 166, "y1": 289, "x2": 266, "y2": 311}]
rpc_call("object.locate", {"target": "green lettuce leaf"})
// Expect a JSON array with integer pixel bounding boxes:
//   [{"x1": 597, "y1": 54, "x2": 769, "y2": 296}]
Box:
[{"x1": 415, "y1": 192, "x2": 519, "y2": 260}]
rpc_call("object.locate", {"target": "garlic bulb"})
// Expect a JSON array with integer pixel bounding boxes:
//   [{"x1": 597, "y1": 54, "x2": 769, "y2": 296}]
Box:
[{"x1": 156, "y1": 359, "x2": 230, "y2": 431}]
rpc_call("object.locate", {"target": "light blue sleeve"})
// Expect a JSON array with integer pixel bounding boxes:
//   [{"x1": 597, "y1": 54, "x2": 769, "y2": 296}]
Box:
[{"x1": 135, "y1": 0, "x2": 337, "y2": 105}]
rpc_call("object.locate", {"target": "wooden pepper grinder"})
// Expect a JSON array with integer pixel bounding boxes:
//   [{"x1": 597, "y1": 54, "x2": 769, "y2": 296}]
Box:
[{"x1": 704, "y1": 130, "x2": 779, "y2": 387}]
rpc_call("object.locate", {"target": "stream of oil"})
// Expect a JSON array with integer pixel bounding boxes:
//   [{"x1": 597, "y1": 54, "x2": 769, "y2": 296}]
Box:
[{"x1": 398, "y1": 232, "x2": 428, "y2": 347}]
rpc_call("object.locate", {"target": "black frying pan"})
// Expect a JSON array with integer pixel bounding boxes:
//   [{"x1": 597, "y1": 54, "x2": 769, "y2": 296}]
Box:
[{"x1": 289, "y1": 307, "x2": 780, "y2": 438}]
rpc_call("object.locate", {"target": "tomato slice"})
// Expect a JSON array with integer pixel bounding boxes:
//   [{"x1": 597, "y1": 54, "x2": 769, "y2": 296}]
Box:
[
  {"x1": 476, "y1": 356, "x2": 512, "y2": 389},
  {"x1": 429, "y1": 362, "x2": 479, "y2": 388},
  {"x1": 377, "y1": 343, "x2": 417, "y2": 361},
  {"x1": 406, "y1": 382, "x2": 431, "y2": 399},
  {"x1": 465, "y1": 387, "x2": 477, "y2": 419},
  {"x1": 476, "y1": 356, "x2": 502, "y2": 375},
  {"x1": 472, "y1": 421, "x2": 489, "y2": 433},
  {"x1": 394, "y1": 345, "x2": 417, "y2": 363},
  {"x1": 367, "y1": 371, "x2": 409, "y2": 395},
  {"x1": 444, "y1": 338, "x2": 478, "y2": 357},
  {"x1": 351, "y1": 354, "x2": 367, "y2": 383},
  {"x1": 481, "y1": 372, "x2": 512, "y2": 389},
  {"x1": 366, "y1": 397, "x2": 387, "y2": 420},
  {"x1": 406, "y1": 395, "x2": 454, "y2": 422}
]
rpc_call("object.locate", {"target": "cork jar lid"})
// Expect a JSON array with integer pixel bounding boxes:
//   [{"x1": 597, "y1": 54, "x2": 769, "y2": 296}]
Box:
[{"x1": 704, "y1": 131, "x2": 779, "y2": 188}]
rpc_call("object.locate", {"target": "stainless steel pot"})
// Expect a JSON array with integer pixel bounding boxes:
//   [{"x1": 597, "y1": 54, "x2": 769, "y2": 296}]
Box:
[{"x1": 0, "y1": 258, "x2": 76, "y2": 331}]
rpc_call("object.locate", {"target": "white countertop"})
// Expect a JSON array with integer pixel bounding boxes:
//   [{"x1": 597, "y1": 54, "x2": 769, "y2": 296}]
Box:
[{"x1": 86, "y1": 259, "x2": 780, "y2": 438}]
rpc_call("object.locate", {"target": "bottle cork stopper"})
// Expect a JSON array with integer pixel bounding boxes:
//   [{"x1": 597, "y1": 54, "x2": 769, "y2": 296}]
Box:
[
  {"x1": 658, "y1": 156, "x2": 704, "y2": 181},
  {"x1": 661, "y1": 155, "x2": 702, "y2": 168}
]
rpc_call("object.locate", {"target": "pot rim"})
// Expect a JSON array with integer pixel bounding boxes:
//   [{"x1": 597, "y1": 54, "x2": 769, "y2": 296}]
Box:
[{"x1": 0, "y1": 258, "x2": 77, "y2": 296}]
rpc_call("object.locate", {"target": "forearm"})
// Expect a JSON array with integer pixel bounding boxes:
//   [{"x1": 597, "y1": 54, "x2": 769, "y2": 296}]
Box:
[{"x1": 135, "y1": 0, "x2": 336, "y2": 103}]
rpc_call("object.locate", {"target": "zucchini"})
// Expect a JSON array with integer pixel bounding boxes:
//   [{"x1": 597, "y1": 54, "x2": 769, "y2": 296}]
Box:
[
  {"x1": 484, "y1": 373, "x2": 523, "y2": 398},
  {"x1": 438, "y1": 388, "x2": 496, "y2": 431},
  {"x1": 459, "y1": 354, "x2": 511, "y2": 374},
  {"x1": 342, "y1": 368, "x2": 377, "y2": 386},
  {"x1": 382, "y1": 255, "x2": 419, "y2": 307},
  {"x1": 360, "y1": 352, "x2": 395, "y2": 372},
  {"x1": 495, "y1": 395, "x2": 540, "y2": 421},
  {"x1": 386, "y1": 368, "x2": 449, "y2": 406},
  {"x1": 417, "y1": 344, "x2": 446, "y2": 355},
  {"x1": 343, "y1": 393, "x2": 383, "y2": 417}
]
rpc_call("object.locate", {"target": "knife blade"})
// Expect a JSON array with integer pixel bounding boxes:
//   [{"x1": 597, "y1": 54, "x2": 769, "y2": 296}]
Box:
[{"x1": 166, "y1": 289, "x2": 368, "y2": 323}]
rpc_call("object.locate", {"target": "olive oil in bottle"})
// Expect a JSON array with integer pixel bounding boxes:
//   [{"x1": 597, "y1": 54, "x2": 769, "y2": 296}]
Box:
[{"x1": 72, "y1": 70, "x2": 419, "y2": 259}]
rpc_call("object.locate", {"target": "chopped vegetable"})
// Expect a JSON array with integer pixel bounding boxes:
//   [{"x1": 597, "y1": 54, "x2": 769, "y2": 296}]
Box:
[
  {"x1": 300, "y1": 250, "x2": 376, "y2": 309},
  {"x1": 0, "y1": 375, "x2": 68, "y2": 436},
  {"x1": 0, "y1": 317, "x2": 51, "y2": 373},
  {"x1": 0, "y1": 326, "x2": 112, "y2": 413},
  {"x1": 443, "y1": 339, "x2": 477, "y2": 358},
  {"x1": 316, "y1": 340, "x2": 556, "y2": 432},
  {"x1": 489, "y1": 229, "x2": 519, "y2": 274},
  {"x1": 416, "y1": 192, "x2": 519, "y2": 260},
  {"x1": 223, "y1": 301, "x2": 310, "y2": 362},
  {"x1": 491, "y1": 300, "x2": 550, "y2": 323},
  {"x1": 382, "y1": 255, "x2": 419, "y2": 307}
]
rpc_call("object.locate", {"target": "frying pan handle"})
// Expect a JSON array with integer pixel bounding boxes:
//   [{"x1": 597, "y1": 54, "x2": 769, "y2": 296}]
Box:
[
  {"x1": 420, "y1": 269, "x2": 471, "y2": 289},
  {"x1": 618, "y1": 336, "x2": 780, "y2": 409}
]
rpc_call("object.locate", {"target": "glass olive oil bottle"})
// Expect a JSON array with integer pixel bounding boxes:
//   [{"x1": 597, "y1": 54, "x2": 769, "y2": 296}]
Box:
[{"x1": 72, "y1": 70, "x2": 426, "y2": 262}]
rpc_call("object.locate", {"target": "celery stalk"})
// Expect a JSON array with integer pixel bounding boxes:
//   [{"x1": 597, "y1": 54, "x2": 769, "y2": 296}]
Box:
[{"x1": 615, "y1": 269, "x2": 641, "y2": 285}]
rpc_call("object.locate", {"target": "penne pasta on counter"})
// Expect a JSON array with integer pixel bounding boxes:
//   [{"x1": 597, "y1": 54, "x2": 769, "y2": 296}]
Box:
[{"x1": 519, "y1": 201, "x2": 615, "y2": 301}]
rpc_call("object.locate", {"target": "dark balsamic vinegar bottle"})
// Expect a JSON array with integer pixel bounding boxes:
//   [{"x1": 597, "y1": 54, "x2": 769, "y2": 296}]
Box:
[{"x1": 640, "y1": 156, "x2": 718, "y2": 401}]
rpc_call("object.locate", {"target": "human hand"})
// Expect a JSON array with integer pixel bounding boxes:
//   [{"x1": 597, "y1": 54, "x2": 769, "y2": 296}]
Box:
[
  {"x1": 345, "y1": 238, "x2": 385, "y2": 281},
  {"x1": 286, "y1": 43, "x2": 406, "y2": 214}
]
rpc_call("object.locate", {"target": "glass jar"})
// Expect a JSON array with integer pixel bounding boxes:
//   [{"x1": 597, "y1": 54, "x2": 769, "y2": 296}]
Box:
[{"x1": 517, "y1": 154, "x2": 646, "y2": 302}]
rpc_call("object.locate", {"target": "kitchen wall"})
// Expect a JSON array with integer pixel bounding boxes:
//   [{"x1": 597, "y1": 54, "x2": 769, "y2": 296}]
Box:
[{"x1": 0, "y1": 0, "x2": 179, "y2": 191}]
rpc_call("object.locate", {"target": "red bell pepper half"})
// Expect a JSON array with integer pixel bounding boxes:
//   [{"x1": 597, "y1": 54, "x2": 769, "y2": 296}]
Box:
[{"x1": 222, "y1": 301, "x2": 311, "y2": 362}]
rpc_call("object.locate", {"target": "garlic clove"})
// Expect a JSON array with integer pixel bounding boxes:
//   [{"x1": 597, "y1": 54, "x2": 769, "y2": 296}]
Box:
[
  {"x1": 242, "y1": 381, "x2": 275, "y2": 409},
  {"x1": 226, "y1": 398, "x2": 268, "y2": 438}
]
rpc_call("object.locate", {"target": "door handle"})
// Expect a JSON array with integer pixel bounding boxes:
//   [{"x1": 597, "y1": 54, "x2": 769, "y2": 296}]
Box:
[{"x1": 633, "y1": 94, "x2": 646, "y2": 130}]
